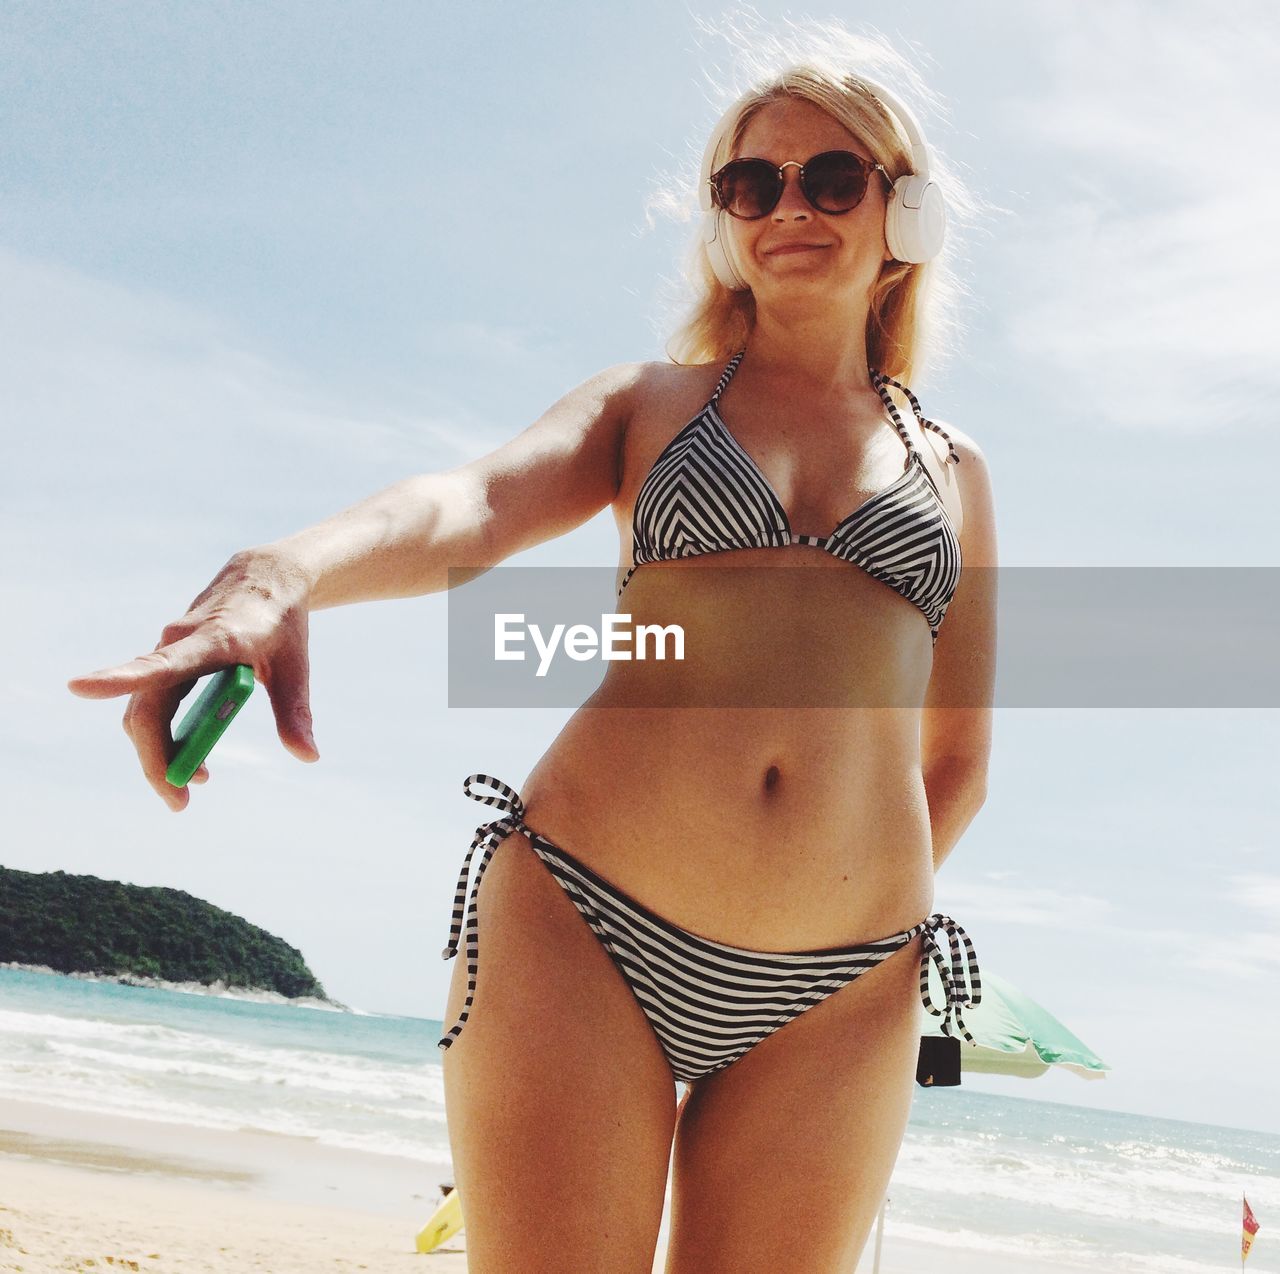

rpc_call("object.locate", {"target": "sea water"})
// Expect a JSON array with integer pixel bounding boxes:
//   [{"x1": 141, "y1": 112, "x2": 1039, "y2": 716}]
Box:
[{"x1": 1, "y1": 966, "x2": 1276, "y2": 1272}]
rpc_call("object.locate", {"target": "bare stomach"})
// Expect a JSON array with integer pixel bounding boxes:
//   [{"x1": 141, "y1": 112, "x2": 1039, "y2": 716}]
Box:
[{"x1": 514, "y1": 558, "x2": 939, "y2": 952}]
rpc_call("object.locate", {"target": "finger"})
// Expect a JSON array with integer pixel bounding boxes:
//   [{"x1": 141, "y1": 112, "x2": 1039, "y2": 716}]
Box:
[
  {"x1": 121, "y1": 671, "x2": 197, "y2": 746},
  {"x1": 191, "y1": 763, "x2": 210, "y2": 784},
  {"x1": 68, "y1": 634, "x2": 229, "y2": 700},
  {"x1": 129, "y1": 681, "x2": 198, "y2": 811},
  {"x1": 261, "y1": 634, "x2": 319, "y2": 763}
]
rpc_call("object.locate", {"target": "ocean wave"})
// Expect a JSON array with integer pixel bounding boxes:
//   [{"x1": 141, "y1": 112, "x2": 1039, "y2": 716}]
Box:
[
  {"x1": 0, "y1": 1084, "x2": 451, "y2": 1167},
  {"x1": 885, "y1": 1219, "x2": 1225, "y2": 1274},
  {"x1": 0, "y1": 1008, "x2": 437, "y2": 1102}
]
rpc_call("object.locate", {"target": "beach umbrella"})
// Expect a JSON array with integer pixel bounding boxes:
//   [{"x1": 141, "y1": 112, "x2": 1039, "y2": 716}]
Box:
[
  {"x1": 919, "y1": 965, "x2": 1111, "y2": 1080},
  {"x1": 867, "y1": 965, "x2": 1111, "y2": 1273}
]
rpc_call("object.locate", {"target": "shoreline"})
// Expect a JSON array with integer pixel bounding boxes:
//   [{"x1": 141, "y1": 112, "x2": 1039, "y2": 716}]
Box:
[
  {"x1": 0, "y1": 1096, "x2": 1111, "y2": 1273},
  {"x1": 0, "y1": 961, "x2": 349, "y2": 1011},
  {"x1": 0, "y1": 1155, "x2": 449, "y2": 1273},
  {"x1": 0, "y1": 1097, "x2": 440, "y2": 1217}
]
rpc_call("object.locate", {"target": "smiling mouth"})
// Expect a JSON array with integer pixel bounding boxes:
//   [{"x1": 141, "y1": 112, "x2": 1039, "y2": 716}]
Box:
[{"x1": 766, "y1": 244, "x2": 830, "y2": 256}]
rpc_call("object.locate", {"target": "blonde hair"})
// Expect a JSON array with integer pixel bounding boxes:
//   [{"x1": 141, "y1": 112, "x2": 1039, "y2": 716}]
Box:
[{"x1": 649, "y1": 15, "x2": 982, "y2": 386}]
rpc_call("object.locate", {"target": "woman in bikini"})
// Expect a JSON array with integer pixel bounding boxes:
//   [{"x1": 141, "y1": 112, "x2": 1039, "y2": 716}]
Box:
[{"x1": 70, "y1": 52, "x2": 997, "y2": 1274}]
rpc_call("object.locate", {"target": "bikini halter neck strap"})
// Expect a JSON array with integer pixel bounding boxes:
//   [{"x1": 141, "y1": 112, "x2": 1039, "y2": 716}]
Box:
[
  {"x1": 708, "y1": 348, "x2": 747, "y2": 406},
  {"x1": 709, "y1": 348, "x2": 960, "y2": 466},
  {"x1": 873, "y1": 369, "x2": 961, "y2": 466}
]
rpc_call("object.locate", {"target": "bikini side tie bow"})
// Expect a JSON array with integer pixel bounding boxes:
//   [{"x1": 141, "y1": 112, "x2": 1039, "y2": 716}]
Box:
[{"x1": 917, "y1": 913, "x2": 982, "y2": 1046}]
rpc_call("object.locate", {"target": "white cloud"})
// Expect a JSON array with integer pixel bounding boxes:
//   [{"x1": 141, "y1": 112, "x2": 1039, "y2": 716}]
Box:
[
  {"x1": 1181, "y1": 930, "x2": 1280, "y2": 981},
  {"x1": 0, "y1": 247, "x2": 484, "y2": 496},
  {"x1": 939, "y1": 881, "x2": 1119, "y2": 928},
  {"x1": 938, "y1": 878, "x2": 1277, "y2": 982},
  {"x1": 1005, "y1": 4, "x2": 1278, "y2": 178},
  {"x1": 993, "y1": 1, "x2": 1280, "y2": 432},
  {"x1": 1220, "y1": 873, "x2": 1280, "y2": 922}
]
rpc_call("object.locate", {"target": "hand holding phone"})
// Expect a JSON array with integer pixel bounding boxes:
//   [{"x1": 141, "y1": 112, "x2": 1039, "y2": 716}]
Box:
[
  {"x1": 165, "y1": 664, "x2": 256, "y2": 787},
  {"x1": 67, "y1": 548, "x2": 319, "y2": 812}
]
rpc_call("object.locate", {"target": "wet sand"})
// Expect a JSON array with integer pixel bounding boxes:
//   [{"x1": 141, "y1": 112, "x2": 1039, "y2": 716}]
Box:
[{"x1": 0, "y1": 1097, "x2": 1100, "y2": 1272}]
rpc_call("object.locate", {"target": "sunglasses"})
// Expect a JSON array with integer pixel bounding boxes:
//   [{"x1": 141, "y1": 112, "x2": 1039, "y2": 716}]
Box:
[{"x1": 709, "y1": 150, "x2": 892, "y2": 220}]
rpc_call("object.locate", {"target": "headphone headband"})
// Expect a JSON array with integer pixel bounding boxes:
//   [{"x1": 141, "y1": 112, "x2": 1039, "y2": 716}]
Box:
[{"x1": 698, "y1": 72, "x2": 947, "y2": 288}]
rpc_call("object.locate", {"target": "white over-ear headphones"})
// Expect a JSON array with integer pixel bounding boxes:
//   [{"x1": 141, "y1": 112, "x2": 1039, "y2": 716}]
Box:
[{"x1": 698, "y1": 75, "x2": 946, "y2": 291}]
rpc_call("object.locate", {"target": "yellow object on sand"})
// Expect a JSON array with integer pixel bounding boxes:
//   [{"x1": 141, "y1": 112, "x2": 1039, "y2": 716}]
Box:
[{"x1": 415, "y1": 1189, "x2": 464, "y2": 1253}]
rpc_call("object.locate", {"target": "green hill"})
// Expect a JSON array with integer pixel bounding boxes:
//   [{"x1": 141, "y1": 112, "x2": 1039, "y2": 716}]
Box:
[{"x1": 0, "y1": 865, "x2": 328, "y2": 1000}]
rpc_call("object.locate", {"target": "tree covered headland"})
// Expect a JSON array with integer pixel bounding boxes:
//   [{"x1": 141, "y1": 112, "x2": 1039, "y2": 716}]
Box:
[{"x1": 0, "y1": 865, "x2": 328, "y2": 1000}]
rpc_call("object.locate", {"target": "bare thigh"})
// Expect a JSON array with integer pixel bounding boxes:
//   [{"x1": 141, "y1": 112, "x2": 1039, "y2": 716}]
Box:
[
  {"x1": 664, "y1": 933, "x2": 926, "y2": 1274},
  {"x1": 440, "y1": 830, "x2": 680, "y2": 1274}
]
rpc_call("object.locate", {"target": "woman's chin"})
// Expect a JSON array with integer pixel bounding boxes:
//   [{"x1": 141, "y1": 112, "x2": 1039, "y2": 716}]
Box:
[{"x1": 754, "y1": 270, "x2": 839, "y2": 297}]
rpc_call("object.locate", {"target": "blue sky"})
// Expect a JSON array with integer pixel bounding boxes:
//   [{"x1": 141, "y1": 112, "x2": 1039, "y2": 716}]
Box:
[{"x1": 2, "y1": 1, "x2": 1277, "y2": 1136}]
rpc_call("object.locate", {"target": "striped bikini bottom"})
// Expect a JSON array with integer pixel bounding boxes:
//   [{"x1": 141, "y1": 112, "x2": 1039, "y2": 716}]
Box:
[{"x1": 438, "y1": 773, "x2": 981, "y2": 1087}]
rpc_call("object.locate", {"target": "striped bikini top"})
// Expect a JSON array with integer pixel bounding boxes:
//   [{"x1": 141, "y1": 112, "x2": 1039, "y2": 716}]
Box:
[{"x1": 617, "y1": 349, "x2": 963, "y2": 643}]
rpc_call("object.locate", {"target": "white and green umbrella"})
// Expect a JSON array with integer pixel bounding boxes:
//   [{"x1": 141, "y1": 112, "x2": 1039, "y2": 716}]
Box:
[
  {"x1": 869, "y1": 965, "x2": 1111, "y2": 1272},
  {"x1": 920, "y1": 965, "x2": 1111, "y2": 1079}
]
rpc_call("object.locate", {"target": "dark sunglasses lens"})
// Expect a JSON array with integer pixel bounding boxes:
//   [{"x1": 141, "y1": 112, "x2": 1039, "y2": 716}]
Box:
[
  {"x1": 803, "y1": 152, "x2": 871, "y2": 213},
  {"x1": 716, "y1": 160, "x2": 780, "y2": 219}
]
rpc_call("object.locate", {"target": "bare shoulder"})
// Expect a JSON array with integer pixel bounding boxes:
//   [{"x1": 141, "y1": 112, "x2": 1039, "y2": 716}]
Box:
[
  {"x1": 929, "y1": 420, "x2": 988, "y2": 468},
  {"x1": 628, "y1": 359, "x2": 721, "y2": 413},
  {"x1": 614, "y1": 360, "x2": 724, "y2": 503},
  {"x1": 928, "y1": 419, "x2": 997, "y2": 565},
  {"x1": 565, "y1": 359, "x2": 715, "y2": 436},
  {"x1": 564, "y1": 359, "x2": 651, "y2": 418},
  {"x1": 525, "y1": 358, "x2": 714, "y2": 470},
  {"x1": 936, "y1": 421, "x2": 993, "y2": 497}
]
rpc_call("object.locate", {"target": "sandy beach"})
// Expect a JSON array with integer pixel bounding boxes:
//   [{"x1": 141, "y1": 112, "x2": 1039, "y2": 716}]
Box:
[{"x1": 0, "y1": 1097, "x2": 1106, "y2": 1273}]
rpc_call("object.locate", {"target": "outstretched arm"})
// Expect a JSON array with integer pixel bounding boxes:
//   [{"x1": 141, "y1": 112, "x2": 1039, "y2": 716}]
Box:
[
  {"x1": 67, "y1": 361, "x2": 642, "y2": 810},
  {"x1": 270, "y1": 361, "x2": 641, "y2": 607}
]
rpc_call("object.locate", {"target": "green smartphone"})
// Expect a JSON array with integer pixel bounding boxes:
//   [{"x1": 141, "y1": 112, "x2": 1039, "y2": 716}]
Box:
[{"x1": 165, "y1": 664, "x2": 255, "y2": 787}]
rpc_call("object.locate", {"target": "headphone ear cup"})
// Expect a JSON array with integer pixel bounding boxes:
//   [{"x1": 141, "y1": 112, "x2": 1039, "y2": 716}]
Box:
[
  {"x1": 883, "y1": 174, "x2": 946, "y2": 264},
  {"x1": 702, "y1": 208, "x2": 749, "y2": 291}
]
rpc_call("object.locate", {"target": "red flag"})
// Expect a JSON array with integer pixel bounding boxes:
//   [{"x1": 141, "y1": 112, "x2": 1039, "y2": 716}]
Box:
[{"x1": 1243, "y1": 1194, "x2": 1260, "y2": 1262}]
